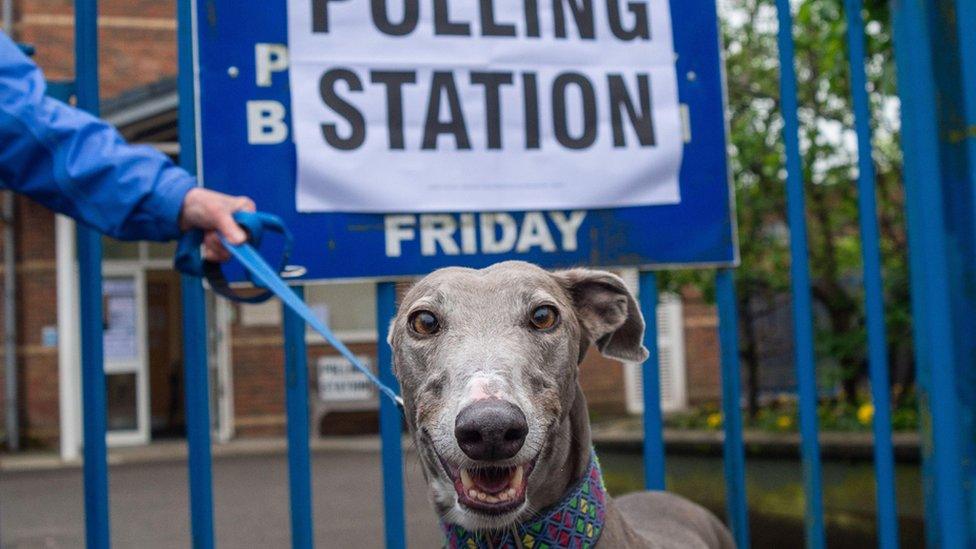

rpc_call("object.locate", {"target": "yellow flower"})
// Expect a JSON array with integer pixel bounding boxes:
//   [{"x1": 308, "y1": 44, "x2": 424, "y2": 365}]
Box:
[
  {"x1": 776, "y1": 415, "x2": 792, "y2": 430},
  {"x1": 858, "y1": 403, "x2": 875, "y2": 425},
  {"x1": 706, "y1": 413, "x2": 723, "y2": 429}
]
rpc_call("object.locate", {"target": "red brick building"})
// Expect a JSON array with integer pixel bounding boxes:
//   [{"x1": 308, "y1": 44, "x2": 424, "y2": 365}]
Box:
[{"x1": 0, "y1": 1, "x2": 723, "y2": 457}]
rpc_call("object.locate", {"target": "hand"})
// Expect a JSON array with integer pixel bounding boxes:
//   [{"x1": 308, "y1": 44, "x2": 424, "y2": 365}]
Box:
[{"x1": 179, "y1": 188, "x2": 256, "y2": 262}]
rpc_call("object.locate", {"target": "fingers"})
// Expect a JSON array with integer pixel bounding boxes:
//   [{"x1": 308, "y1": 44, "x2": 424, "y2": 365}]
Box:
[
  {"x1": 238, "y1": 196, "x2": 256, "y2": 212},
  {"x1": 179, "y1": 189, "x2": 257, "y2": 256},
  {"x1": 215, "y1": 202, "x2": 248, "y2": 245},
  {"x1": 202, "y1": 231, "x2": 231, "y2": 262},
  {"x1": 211, "y1": 195, "x2": 254, "y2": 245}
]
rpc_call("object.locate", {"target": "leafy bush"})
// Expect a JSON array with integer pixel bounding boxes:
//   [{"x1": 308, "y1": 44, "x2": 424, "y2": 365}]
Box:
[{"x1": 665, "y1": 389, "x2": 919, "y2": 433}]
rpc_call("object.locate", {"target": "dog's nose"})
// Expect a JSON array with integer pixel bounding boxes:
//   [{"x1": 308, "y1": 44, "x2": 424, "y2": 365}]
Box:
[{"x1": 454, "y1": 399, "x2": 528, "y2": 461}]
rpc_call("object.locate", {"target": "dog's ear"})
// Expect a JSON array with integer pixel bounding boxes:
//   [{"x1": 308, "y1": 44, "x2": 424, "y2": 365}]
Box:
[{"x1": 555, "y1": 269, "x2": 650, "y2": 363}]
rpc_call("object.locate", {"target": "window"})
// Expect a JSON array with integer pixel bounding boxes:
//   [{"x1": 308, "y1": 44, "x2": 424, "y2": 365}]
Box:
[
  {"x1": 238, "y1": 281, "x2": 378, "y2": 342},
  {"x1": 305, "y1": 282, "x2": 377, "y2": 340}
]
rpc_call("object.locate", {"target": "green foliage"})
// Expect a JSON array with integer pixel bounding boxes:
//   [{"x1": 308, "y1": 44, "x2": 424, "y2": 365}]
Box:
[
  {"x1": 664, "y1": 0, "x2": 912, "y2": 403},
  {"x1": 664, "y1": 390, "x2": 920, "y2": 433}
]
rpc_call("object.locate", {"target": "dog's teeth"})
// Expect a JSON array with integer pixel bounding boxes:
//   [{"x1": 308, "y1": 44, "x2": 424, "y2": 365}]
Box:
[
  {"x1": 512, "y1": 466, "x2": 524, "y2": 487},
  {"x1": 463, "y1": 475, "x2": 522, "y2": 505},
  {"x1": 460, "y1": 469, "x2": 474, "y2": 490}
]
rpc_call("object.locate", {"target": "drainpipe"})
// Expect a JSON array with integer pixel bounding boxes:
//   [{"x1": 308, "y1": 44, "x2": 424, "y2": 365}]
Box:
[{"x1": 2, "y1": 0, "x2": 18, "y2": 452}]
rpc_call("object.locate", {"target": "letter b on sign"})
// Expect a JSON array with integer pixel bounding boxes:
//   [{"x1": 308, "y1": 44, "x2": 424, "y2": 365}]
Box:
[{"x1": 247, "y1": 100, "x2": 289, "y2": 144}]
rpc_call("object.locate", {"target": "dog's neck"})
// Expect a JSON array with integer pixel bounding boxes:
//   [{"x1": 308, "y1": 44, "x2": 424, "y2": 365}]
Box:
[{"x1": 530, "y1": 383, "x2": 594, "y2": 511}]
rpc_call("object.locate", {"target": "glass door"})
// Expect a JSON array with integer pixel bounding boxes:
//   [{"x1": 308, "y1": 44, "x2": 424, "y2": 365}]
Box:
[{"x1": 103, "y1": 271, "x2": 150, "y2": 446}]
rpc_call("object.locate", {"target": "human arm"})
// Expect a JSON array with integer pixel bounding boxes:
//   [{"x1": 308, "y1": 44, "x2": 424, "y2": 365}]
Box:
[{"x1": 0, "y1": 32, "x2": 251, "y2": 256}]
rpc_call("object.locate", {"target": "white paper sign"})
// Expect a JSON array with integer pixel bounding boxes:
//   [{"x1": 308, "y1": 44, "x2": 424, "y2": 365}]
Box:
[
  {"x1": 103, "y1": 278, "x2": 138, "y2": 361},
  {"x1": 317, "y1": 355, "x2": 375, "y2": 402},
  {"x1": 287, "y1": 0, "x2": 683, "y2": 213}
]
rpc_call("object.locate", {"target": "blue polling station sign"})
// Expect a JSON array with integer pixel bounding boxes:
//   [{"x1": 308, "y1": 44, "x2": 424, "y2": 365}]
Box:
[{"x1": 193, "y1": 1, "x2": 737, "y2": 281}]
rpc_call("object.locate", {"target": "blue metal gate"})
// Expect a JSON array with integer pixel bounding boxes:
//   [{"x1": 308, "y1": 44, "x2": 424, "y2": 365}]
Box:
[{"x1": 63, "y1": 0, "x2": 976, "y2": 547}]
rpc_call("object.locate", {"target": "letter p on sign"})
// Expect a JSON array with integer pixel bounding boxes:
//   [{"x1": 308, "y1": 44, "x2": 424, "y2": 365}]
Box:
[{"x1": 255, "y1": 43, "x2": 289, "y2": 87}]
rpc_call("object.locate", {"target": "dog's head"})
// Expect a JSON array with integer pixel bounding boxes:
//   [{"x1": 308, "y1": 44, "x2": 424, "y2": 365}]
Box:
[{"x1": 389, "y1": 261, "x2": 648, "y2": 531}]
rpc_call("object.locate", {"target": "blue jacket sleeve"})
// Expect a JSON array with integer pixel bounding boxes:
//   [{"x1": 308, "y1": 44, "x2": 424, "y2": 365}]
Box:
[{"x1": 0, "y1": 32, "x2": 195, "y2": 241}]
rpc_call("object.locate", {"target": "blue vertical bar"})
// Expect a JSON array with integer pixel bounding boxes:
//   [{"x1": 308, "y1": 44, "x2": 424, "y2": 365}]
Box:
[
  {"x1": 715, "y1": 270, "x2": 750, "y2": 548},
  {"x1": 958, "y1": 0, "x2": 976, "y2": 249},
  {"x1": 74, "y1": 1, "x2": 110, "y2": 547},
  {"x1": 891, "y1": 2, "x2": 970, "y2": 547},
  {"x1": 772, "y1": 2, "x2": 825, "y2": 547},
  {"x1": 78, "y1": 225, "x2": 109, "y2": 549},
  {"x1": 638, "y1": 271, "x2": 665, "y2": 491},
  {"x1": 180, "y1": 278, "x2": 214, "y2": 549},
  {"x1": 952, "y1": 0, "x2": 976, "y2": 538},
  {"x1": 177, "y1": 1, "x2": 215, "y2": 547},
  {"x1": 376, "y1": 282, "x2": 406, "y2": 548},
  {"x1": 283, "y1": 286, "x2": 314, "y2": 549},
  {"x1": 842, "y1": 1, "x2": 899, "y2": 547}
]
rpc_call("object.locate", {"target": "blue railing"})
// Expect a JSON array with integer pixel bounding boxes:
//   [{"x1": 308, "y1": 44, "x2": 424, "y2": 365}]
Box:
[
  {"x1": 773, "y1": 1, "x2": 827, "y2": 545},
  {"x1": 74, "y1": 2, "x2": 110, "y2": 548},
  {"x1": 844, "y1": 1, "x2": 898, "y2": 547},
  {"x1": 67, "y1": 0, "x2": 976, "y2": 548}
]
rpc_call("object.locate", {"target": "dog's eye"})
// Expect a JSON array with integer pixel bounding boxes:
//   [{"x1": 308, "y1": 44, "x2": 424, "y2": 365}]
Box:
[
  {"x1": 529, "y1": 305, "x2": 559, "y2": 331},
  {"x1": 409, "y1": 310, "x2": 440, "y2": 336}
]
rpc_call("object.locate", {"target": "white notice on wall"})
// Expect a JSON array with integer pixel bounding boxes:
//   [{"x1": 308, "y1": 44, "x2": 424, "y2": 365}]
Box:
[
  {"x1": 287, "y1": 0, "x2": 683, "y2": 213},
  {"x1": 317, "y1": 355, "x2": 375, "y2": 402},
  {"x1": 103, "y1": 278, "x2": 138, "y2": 361}
]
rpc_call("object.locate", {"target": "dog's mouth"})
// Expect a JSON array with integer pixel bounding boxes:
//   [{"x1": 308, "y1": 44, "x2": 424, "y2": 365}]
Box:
[{"x1": 438, "y1": 456, "x2": 537, "y2": 515}]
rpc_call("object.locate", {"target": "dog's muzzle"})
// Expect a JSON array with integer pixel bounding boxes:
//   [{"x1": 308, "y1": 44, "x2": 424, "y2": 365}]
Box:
[
  {"x1": 433, "y1": 398, "x2": 536, "y2": 515},
  {"x1": 454, "y1": 398, "x2": 528, "y2": 461}
]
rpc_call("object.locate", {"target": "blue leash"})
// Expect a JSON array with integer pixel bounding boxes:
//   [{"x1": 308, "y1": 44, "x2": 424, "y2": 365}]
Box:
[{"x1": 176, "y1": 212, "x2": 404, "y2": 408}]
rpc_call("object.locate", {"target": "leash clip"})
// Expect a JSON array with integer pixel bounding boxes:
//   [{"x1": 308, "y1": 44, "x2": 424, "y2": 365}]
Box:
[{"x1": 175, "y1": 210, "x2": 296, "y2": 303}]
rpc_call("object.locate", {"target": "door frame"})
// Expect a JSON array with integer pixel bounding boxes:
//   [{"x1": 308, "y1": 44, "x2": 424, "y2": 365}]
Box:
[
  {"x1": 58, "y1": 252, "x2": 234, "y2": 453},
  {"x1": 102, "y1": 263, "x2": 150, "y2": 446},
  {"x1": 212, "y1": 294, "x2": 235, "y2": 442}
]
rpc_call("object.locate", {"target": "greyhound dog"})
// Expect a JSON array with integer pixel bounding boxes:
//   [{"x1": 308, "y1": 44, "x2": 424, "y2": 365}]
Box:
[{"x1": 389, "y1": 261, "x2": 735, "y2": 548}]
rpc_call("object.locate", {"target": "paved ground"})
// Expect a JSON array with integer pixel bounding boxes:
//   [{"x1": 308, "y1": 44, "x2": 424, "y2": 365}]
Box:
[{"x1": 0, "y1": 449, "x2": 442, "y2": 548}]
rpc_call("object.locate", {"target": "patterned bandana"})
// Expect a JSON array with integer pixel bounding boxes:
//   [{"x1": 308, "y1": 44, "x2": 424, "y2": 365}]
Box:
[{"x1": 441, "y1": 452, "x2": 608, "y2": 549}]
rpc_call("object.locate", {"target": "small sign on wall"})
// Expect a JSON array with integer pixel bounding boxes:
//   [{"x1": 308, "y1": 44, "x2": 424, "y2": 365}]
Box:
[
  {"x1": 41, "y1": 325, "x2": 58, "y2": 348},
  {"x1": 316, "y1": 354, "x2": 375, "y2": 403}
]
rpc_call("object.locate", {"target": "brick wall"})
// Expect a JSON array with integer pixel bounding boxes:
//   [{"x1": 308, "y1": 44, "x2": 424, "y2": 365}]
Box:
[
  {"x1": 11, "y1": 0, "x2": 178, "y2": 99},
  {"x1": 682, "y1": 291, "x2": 723, "y2": 405},
  {"x1": 1, "y1": 197, "x2": 60, "y2": 447},
  {"x1": 230, "y1": 318, "x2": 381, "y2": 438}
]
